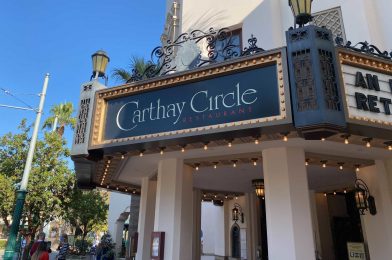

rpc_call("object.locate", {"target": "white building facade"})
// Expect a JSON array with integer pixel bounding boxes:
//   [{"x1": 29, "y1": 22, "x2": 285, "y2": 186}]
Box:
[{"x1": 72, "y1": 1, "x2": 392, "y2": 260}]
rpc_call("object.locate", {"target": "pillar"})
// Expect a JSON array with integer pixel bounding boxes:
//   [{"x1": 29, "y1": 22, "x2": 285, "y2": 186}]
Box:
[
  {"x1": 128, "y1": 195, "x2": 140, "y2": 258},
  {"x1": 262, "y1": 147, "x2": 315, "y2": 260},
  {"x1": 136, "y1": 178, "x2": 157, "y2": 260},
  {"x1": 115, "y1": 212, "x2": 129, "y2": 256},
  {"x1": 357, "y1": 161, "x2": 392, "y2": 259},
  {"x1": 192, "y1": 189, "x2": 201, "y2": 260},
  {"x1": 154, "y1": 158, "x2": 194, "y2": 260},
  {"x1": 245, "y1": 192, "x2": 259, "y2": 260}
]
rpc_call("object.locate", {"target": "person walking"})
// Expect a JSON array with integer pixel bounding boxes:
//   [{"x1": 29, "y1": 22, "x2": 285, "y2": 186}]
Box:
[
  {"x1": 56, "y1": 234, "x2": 69, "y2": 260},
  {"x1": 31, "y1": 241, "x2": 49, "y2": 260},
  {"x1": 30, "y1": 232, "x2": 46, "y2": 257}
]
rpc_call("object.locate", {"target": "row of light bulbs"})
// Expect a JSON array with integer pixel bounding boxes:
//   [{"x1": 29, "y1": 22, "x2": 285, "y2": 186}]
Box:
[
  {"x1": 118, "y1": 133, "x2": 391, "y2": 160},
  {"x1": 305, "y1": 159, "x2": 361, "y2": 172},
  {"x1": 100, "y1": 159, "x2": 112, "y2": 186},
  {"x1": 323, "y1": 189, "x2": 349, "y2": 197},
  {"x1": 193, "y1": 158, "x2": 362, "y2": 172},
  {"x1": 336, "y1": 134, "x2": 392, "y2": 150},
  {"x1": 194, "y1": 158, "x2": 259, "y2": 171},
  {"x1": 202, "y1": 193, "x2": 240, "y2": 201},
  {"x1": 130, "y1": 133, "x2": 290, "y2": 157}
]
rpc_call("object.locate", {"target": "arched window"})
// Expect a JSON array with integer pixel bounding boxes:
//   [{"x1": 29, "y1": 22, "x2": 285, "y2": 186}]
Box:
[{"x1": 231, "y1": 223, "x2": 241, "y2": 258}]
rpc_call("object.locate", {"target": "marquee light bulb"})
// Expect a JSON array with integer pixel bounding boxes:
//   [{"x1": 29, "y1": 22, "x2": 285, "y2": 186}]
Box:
[
  {"x1": 139, "y1": 150, "x2": 145, "y2": 157},
  {"x1": 344, "y1": 189, "x2": 347, "y2": 194},
  {"x1": 283, "y1": 135, "x2": 288, "y2": 142},
  {"x1": 255, "y1": 138, "x2": 259, "y2": 145},
  {"x1": 321, "y1": 160, "x2": 327, "y2": 168},
  {"x1": 121, "y1": 154, "x2": 125, "y2": 159},
  {"x1": 181, "y1": 146, "x2": 185, "y2": 152},
  {"x1": 324, "y1": 193, "x2": 327, "y2": 197},
  {"x1": 232, "y1": 160, "x2": 237, "y2": 167},
  {"x1": 355, "y1": 165, "x2": 360, "y2": 172},
  {"x1": 366, "y1": 141, "x2": 371, "y2": 148},
  {"x1": 228, "y1": 141, "x2": 232, "y2": 147},
  {"x1": 305, "y1": 159, "x2": 309, "y2": 166},
  {"x1": 253, "y1": 161, "x2": 257, "y2": 166},
  {"x1": 107, "y1": 160, "x2": 111, "y2": 164},
  {"x1": 204, "y1": 144, "x2": 208, "y2": 150},
  {"x1": 195, "y1": 164, "x2": 200, "y2": 171},
  {"x1": 213, "y1": 162, "x2": 218, "y2": 169},
  {"x1": 160, "y1": 149, "x2": 164, "y2": 155},
  {"x1": 133, "y1": 189, "x2": 136, "y2": 194},
  {"x1": 338, "y1": 162, "x2": 344, "y2": 170},
  {"x1": 344, "y1": 138, "x2": 349, "y2": 144},
  {"x1": 333, "y1": 191, "x2": 336, "y2": 195},
  {"x1": 321, "y1": 138, "x2": 325, "y2": 141}
]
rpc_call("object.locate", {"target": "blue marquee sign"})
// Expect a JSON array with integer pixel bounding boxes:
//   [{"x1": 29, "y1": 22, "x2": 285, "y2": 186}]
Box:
[{"x1": 104, "y1": 65, "x2": 281, "y2": 140}]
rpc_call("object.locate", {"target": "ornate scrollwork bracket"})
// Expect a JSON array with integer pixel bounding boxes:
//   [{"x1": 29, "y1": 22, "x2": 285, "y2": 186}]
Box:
[
  {"x1": 336, "y1": 36, "x2": 392, "y2": 60},
  {"x1": 127, "y1": 28, "x2": 264, "y2": 83}
]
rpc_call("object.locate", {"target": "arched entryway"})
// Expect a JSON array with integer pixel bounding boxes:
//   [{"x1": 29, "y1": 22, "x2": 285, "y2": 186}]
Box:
[{"x1": 231, "y1": 223, "x2": 241, "y2": 258}]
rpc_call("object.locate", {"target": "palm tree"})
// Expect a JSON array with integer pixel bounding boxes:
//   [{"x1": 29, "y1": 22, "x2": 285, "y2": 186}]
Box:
[
  {"x1": 112, "y1": 56, "x2": 151, "y2": 83},
  {"x1": 42, "y1": 102, "x2": 76, "y2": 136}
]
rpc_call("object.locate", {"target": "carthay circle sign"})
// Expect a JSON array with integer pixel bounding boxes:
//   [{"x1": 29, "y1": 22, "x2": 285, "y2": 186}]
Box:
[{"x1": 104, "y1": 65, "x2": 280, "y2": 140}]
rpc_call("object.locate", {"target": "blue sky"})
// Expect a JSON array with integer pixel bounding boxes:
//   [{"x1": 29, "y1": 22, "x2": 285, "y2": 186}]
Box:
[{"x1": 0, "y1": 0, "x2": 166, "y2": 144}]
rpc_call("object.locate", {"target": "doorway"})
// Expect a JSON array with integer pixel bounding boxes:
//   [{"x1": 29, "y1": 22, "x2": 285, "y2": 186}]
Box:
[{"x1": 231, "y1": 223, "x2": 241, "y2": 258}]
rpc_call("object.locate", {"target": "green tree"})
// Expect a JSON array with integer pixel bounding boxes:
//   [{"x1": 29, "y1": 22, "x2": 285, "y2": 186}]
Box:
[
  {"x1": 64, "y1": 189, "x2": 108, "y2": 254},
  {"x1": 0, "y1": 120, "x2": 75, "y2": 238},
  {"x1": 42, "y1": 102, "x2": 76, "y2": 136},
  {"x1": 112, "y1": 56, "x2": 151, "y2": 83}
]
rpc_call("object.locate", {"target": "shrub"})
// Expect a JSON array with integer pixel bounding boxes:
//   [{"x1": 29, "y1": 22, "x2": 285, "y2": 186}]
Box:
[{"x1": 0, "y1": 239, "x2": 7, "y2": 249}]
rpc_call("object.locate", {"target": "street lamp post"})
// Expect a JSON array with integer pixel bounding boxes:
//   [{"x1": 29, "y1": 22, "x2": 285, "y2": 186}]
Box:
[{"x1": 3, "y1": 73, "x2": 50, "y2": 260}]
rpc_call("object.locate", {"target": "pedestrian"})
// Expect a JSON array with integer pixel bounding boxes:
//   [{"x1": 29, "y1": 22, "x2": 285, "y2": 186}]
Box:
[
  {"x1": 56, "y1": 234, "x2": 69, "y2": 260},
  {"x1": 31, "y1": 241, "x2": 49, "y2": 260},
  {"x1": 30, "y1": 232, "x2": 46, "y2": 257}
]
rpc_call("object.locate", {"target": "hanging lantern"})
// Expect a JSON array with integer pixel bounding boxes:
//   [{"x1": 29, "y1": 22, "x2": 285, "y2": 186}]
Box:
[{"x1": 252, "y1": 179, "x2": 265, "y2": 199}]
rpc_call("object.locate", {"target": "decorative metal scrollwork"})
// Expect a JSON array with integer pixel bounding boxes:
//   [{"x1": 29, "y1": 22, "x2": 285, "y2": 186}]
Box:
[
  {"x1": 127, "y1": 28, "x2": 264, "y2": 83},
  {"x1": 336, "y1": 37, "x2": 392, "y2": 60},
  {"x1": 242, "y1": 35, "x2": 264, "y2": 56}
]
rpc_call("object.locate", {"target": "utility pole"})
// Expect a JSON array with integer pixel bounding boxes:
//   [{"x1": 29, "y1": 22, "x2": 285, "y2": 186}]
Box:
[{"x1": 3, "y1": 73, "x2": 50, "y2": 260}]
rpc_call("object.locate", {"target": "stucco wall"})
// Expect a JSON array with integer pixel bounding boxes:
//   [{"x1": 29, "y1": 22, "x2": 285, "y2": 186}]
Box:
[
  {"x1": 107, "y1": 192, "x2": 132, "y2": 236},
  {"x1": 172, "y1": 0, "x2": 391, "y2": 52}
]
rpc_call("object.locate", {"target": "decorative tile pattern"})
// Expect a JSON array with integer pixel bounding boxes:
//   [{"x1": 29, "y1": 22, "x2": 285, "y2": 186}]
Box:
[
  {"x1": 312, "y1": 7, "x2": 346, "y2": 42},
  {"x1": 74, "y1": 98, "x2": 90, "y2": 144},
  {"x1": 292, "y1": 49, "x2": 318, "y2": 111},
  {"x1": 319, "y1": 49, "x2": 340, "y2": 111}
]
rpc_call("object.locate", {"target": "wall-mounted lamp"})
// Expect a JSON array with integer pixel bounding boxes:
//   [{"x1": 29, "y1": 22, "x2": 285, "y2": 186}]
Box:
[
  {"x1": 355, "y1": 178, "x2": 377, "y2": 215},
  {"x1": 232, "y1": 203, "x2": 244, "y2": 223}
]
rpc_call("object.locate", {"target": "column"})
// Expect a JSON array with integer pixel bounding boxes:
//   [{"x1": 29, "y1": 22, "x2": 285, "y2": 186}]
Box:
[
  {"x1": 115, "y1": 212, "x2": 129, "y2": 256},
  {"x1": 192, "y1": 189, "x2": 201, "y2": 260},
  {"x1": 136, "y1": 178, "x2": 157, "y2": 260},
  {"x1": 245, "y1": 192, "x2": 259, "y2": 260},
  {"x1": 128, "y1": 195, "x2": 140, "y2": 258},
  {"x1": 262, "y1": 147, "x2": 315, "y2": 260},
  {"x1": 357, "y1": 161, "x2": 392, "y2": 260},
  {"x1": 154, "y1": 158, "x2": 194, "y2": 260}
]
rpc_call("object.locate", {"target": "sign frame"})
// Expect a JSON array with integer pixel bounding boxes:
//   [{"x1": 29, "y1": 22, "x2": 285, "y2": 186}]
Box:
[
  {"x1": 89, "y1": 48, "x2": 292, "y2": 150},
  {"x1": 336, "y1": 47, "x2": 392, "y2": 134}
]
